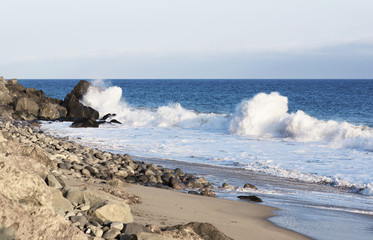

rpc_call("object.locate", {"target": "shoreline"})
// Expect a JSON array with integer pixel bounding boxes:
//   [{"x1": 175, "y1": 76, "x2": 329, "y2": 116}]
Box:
[{"x1": 0, "y1": 118, "x2": 311, "y2": 239}]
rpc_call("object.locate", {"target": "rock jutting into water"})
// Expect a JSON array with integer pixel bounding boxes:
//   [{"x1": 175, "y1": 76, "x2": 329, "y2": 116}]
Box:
[{"x1": 0, "y1": 77, "x2": 235, "y2": 239}]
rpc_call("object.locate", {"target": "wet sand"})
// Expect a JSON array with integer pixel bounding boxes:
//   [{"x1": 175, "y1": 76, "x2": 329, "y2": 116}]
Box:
[{"x1": 126, "y1": 184, "x2": 310, "y2": 240}]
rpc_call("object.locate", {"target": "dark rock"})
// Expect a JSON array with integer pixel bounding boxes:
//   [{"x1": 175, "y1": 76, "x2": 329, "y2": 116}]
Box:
[
  {"x1": 119, "y1": 234, "x2": 137, "y2": 240},
  {"x1": 136, "y1": 175, "x2": 148, "y2": 183},
  {"x1": 94, "y1": 152, "x2": 104, "y2": 160},
  {"x1": 6, "y1": 81, "x2": 27, "y2": 93},
  {"x1": 63, "y1": 80, "x2": 99, "y2": 120},
  {"x1": 221, "y1": 183, "x2": 230, "y2": 189},
  {"x1": 162, "y1": 222, "x2": 232, "y2": 240},
  {"x1": 188, "y1": 191, "x2": 200, "y2": 195},
  {"x1": 70, "y1": 118, "x2": 99, "y2": 128},
  {"x1": 237, "y1": 195, "x2": 263, "y2": 203},
  {"x1": 103, "y1": 228, "x2": 121, "y2": 239},
  {"x1": 57, "y1": 162, "x2": 69, "y2": 170},
  {"x1": 122, "y1": 222, "x2": 151, "y2": 235},
  {"x1": 85, "y1": 166, "x2": 98, "y2": 176},
  {"x1": 101, "y1": 113, "x2": 116, "y2": 121},
  {"x1": 185, "y1": 180, "x2": 203, "y2": 189},
  {"x1": 65, "y1": 80, "x2": 90, "y2": 101},
  {"x1": 64, "y1": 94, "x2": 99, "y2": 120},
  {"x1": 70, "y1": 216, "x2": 88, "y2": 228},
  {"x1": 174, "y1": 168, "x2": 184, "y2": 176},
  {"x1": 243, "y1": 183, "x2": 258, "y2": 190},
  {"x1": 200, "y1": 189, "x2": 216, "y2": 197},
  {"x1": 169, "y1": 177, "x2": 186, "y2": 190},
  {"x1": 125, "y1": 176, "x2": 137, "y2": 183},
  {"x1": 110, "y1": 119, "x2": 122, "y2": 124},
  {"x1": 155, "y1": 183, "x2": 171, "y2": 189}
]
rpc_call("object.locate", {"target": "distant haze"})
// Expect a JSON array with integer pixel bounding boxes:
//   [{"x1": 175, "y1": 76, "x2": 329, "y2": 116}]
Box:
[{"x1": 1, "y1": 0, "x2": 373, "y2": 79}]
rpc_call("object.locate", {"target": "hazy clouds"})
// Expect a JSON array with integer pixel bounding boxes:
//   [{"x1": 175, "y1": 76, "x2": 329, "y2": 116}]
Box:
[{"x1": 1, "y1": 0, "x2": 373, "y2": 78}]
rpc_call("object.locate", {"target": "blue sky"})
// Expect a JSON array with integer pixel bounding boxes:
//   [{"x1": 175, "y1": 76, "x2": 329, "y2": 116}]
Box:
[{"x1": 1, "y1": 0, "x2": 373, "y2": 79}]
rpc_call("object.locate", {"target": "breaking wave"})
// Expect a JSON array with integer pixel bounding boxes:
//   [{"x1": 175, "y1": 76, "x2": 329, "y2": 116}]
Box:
[{"x1": 82, "y1": 82, "x2": 373, "y2": 152}]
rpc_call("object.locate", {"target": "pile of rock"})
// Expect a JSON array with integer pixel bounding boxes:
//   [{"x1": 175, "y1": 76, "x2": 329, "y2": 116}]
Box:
[
  {"x1": 0, "y1": 77, "x2": 99, "y2": 126},
  {"x1": 0, "y1": 119, "x2": 230, "y2": 239}
]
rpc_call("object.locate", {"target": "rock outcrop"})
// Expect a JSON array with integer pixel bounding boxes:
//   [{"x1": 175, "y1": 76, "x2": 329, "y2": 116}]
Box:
[
  {"x1": 0, "y1": 77, "x2": 98, "y2": 123},
  {"x1": 63, "y1": 80, "x2": 99, "y2": 120}
]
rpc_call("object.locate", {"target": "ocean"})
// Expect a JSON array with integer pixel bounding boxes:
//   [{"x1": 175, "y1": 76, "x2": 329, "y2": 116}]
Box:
[{"x1": 19, "y1": 79, "x2": 373, "y2": 240}]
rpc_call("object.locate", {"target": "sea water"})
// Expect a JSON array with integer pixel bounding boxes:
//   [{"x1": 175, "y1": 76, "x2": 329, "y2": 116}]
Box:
[{"x1": 19, "y1": 79, "x2": 373, "y2": 240}]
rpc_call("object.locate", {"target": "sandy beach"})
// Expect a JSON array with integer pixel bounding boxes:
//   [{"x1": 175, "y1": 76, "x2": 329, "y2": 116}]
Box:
[
  {"x1": 0, "y1": 78, "x2": 312, "y2": 239},
  {"x1": 126, "y1": 184, "x2": 310, "y2": 240},
  {"x1": 0, "y1": 119, "x2": 311, "y2": 240}
]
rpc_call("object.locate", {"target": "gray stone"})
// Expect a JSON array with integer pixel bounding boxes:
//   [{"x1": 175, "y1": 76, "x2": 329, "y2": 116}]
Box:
[
  {"x1": 123, "y1": 222, "x2": 151, "y2": 235},
  {"x1": 200, "y1": 189, "x2": 217, "y2": 197},
  {"x1": 243, "y1": 183, "x2": 258, "y2": 190},
  {"x1": 111, "y1": 221, "x2": 124, "y2": 231},
  {"x1": 0, "y1": 225, "x2": 16, "y2": 240},
  {"x1": 102, "y1": 228, "x2": 121, "y2": 239},
  {"x1": 39, "y1": 103, "x2": 67, "y2": 120},
  {"x1": 46, "y1": 174, "x2": 63, "y2": 190},
  {"x1": 81, "y1": 168, "x2": 91, "y2": 176},
  {"x1": 169, "y1": 177, "x2": 186, "y2": 190},
  {"x1": 93, "y1": 203, "x2": 134, "y2": 223},
  {"x1": 91, "y1": 226, "x2": 104, "y2": 237},
  {"x1": 70, "y1": 216, "x2": 89, "y2": 228},
  {"x1": 15, "y1": 97, "x2": 39, "y2": 116},
  {"x1": 0, "y1": 82, "x2": 12, "y2": 105},
  {"x1": 50, "y1": 187, "x2": 73, "y2": 215}
]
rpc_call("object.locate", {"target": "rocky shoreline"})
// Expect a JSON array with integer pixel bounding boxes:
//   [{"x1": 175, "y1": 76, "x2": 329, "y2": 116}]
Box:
[{"x1": 0, "y1": 77, "x2": 239, "y2": 239}]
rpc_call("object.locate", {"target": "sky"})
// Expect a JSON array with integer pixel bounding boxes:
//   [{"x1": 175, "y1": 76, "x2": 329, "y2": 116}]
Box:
[{"x1": 1, "y1": 0, "x2": 373, "y2": 79}]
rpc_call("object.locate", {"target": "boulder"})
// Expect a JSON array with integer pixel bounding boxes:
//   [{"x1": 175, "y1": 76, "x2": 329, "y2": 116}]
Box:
[
  {"x1": 109, "y1": 119, "x2": 122, "y2": 124},
  {"x1": 200, "y1": 189, "x2": 216, "y2": 197},
  {"x1": 65, "y1": 94, "x2": 99, "y2": 119},
  {"x1": 162, "y1": 222, "x2": 232, "y2": 240},
  {"x1": 15, "y1": 97, "x2": 39, "y2": 116},
  {"x1": 65, "y1": 80, "x2": 90, "y2": 101},
  {"x1": 65, "y1": 187, "x2": 134, "y2": 223},
  {"x1": 21, "y1": 145, "x2": 56, "y2": 168},
  {"x1": 45, "y1": 174, "x2": 63, "y2": 190},
  {"x1": 111, "y1": 222, "x2": 124, "y2": 231},
  {"x1": 70, "y1": 215, "x2": 88, "y2": 227},
  {"x1": 92, "y1": 203, "x2": 134, "y2": 224},
  {"x1": 237, "y1": 195, "x2": 263, "y2": 203},
  {"x1": 169, "y1": 177, "x2": 186, "y2": 190},
  {"x1": 185, "y1": 222, "x2": 232, "y2": 240},
  {"x1": 7, "y1": 78, "x2": 18, "y2": 85},
  {"x1": 64, "y1": 188, "x2": 106, "y2": 207},
  {"x1": 243, "y1": 183, "x2": 258, "y2": 190},
  {"x1": 0, "y1": 81, "x2": 12, "y2": 105},
  {"x1": 70, "y1": 118, "x2": 99, "y2": 128},
  {"x1": 39, "y1": 103, "x2": 67, "y2": 120},
  {"x1": 103, "y1": 228, "x2": 121, "y2": 239},
  {"x1": 122, "y1": 222, "x2": 151, "y2": 235},
  {"x1": 120, "y1": 232, "x2": 178, "y2": 240},
  {"x1": 49, "y1": 187, "x2": 73, "y2": 216},
  {"x1": 63, "y1": 80, "x2": 99, "y2": 120}
]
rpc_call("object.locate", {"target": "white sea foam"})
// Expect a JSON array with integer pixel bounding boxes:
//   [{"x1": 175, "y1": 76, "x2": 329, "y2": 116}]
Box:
[
  {"x1": 82, "y1": 83, "x2": 373, "y2": 151},
  {"x1": 82, "y1": 83, "x2": 227, "y2": 130},
  {"x1": 230, "y1": 92, "x2": 373, "y2": 151},
  {"x1": 62, "y1": 82, "x2": 373, "y2": 196}
]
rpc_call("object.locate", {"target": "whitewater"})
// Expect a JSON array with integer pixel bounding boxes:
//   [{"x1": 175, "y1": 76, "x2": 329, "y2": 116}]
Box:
[
  {"x1": 17, "y1": 78, "x2": 372, "y2": 240},
  {"x1": 40, "y1": 80, "x2": 373, "y2": 197}
]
